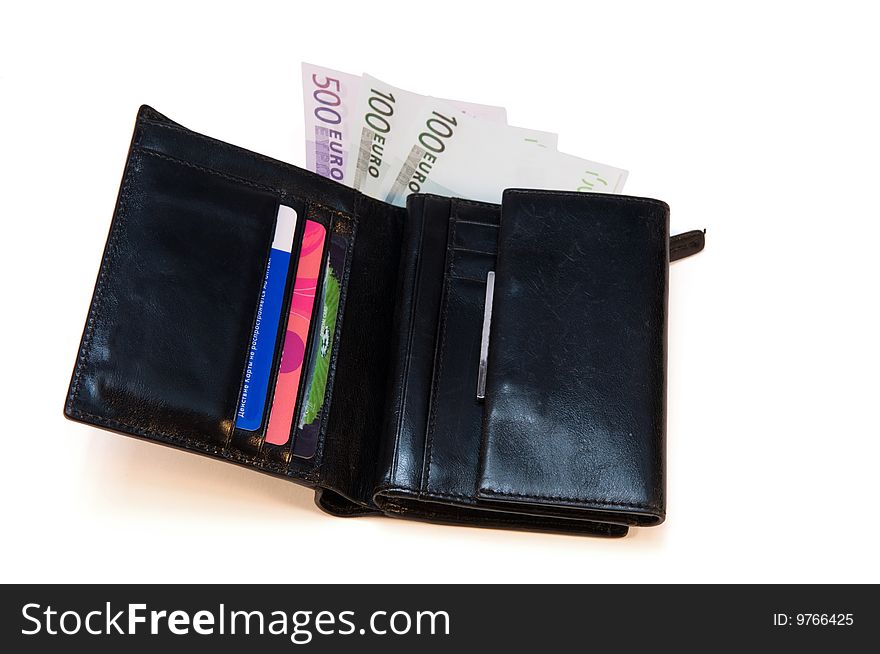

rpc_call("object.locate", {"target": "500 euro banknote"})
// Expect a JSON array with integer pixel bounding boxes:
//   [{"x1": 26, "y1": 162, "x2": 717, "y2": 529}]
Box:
[{"x1": 301, "y1": 62, "x2": 361, "y2": 185}]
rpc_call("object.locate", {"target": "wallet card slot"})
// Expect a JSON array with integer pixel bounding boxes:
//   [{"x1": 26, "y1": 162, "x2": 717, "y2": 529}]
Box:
[
  {"x1": 65, "y1": 147, "x2": 281, "y2": 452},
  {"x1": 421, "y1": 204, "x2": 499, "y2": 497},
  {"x1": 422, "y1": 275, "x2": 493, "y2": 496},
  {"x1": 451, "y1": 220, "x2": 499, "y2": 253},
  {"x1": 259, "y1": 205, "x2": 329, "y2": 462},
  {"x1": 230, "y1": 202, "x2": 352, "y2": 480},
  {"x1": 287, "y1": 207, "x2": 352, "y2": 464},
  {"x1": 447, "y1": 249, "x2": 496, "y2": 281},
  {"x1": 377, "y1": 195, "x2": 503, "y2": 502},
  {"x1": 227, "y1": 198, "x2": 312, "y2": 458},
  {"x1": 378, "y1": 195, "x2": 453, "y2": 493}
]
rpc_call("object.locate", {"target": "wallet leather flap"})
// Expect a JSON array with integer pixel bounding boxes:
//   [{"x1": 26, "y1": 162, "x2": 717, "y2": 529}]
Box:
[
  {"x1": 64, "y1": 132, "x2": 280, "y2": 450},
  {"x1": 476, "y1": 190, "x2": 669, "y2": 525},
  {"x1": 65, "y1": 106, "x2": 405, "y2": 496}
]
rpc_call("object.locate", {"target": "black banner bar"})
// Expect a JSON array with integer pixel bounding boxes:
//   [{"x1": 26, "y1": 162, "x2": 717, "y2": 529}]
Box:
[{"x1": 2, "y1": 584, "x2": 875, "y2": 652}]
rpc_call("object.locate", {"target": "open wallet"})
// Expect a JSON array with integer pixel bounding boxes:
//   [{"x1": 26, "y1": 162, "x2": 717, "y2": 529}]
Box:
[{"x1": 64, "y1": 105, "x2": 705, "y2": 537}]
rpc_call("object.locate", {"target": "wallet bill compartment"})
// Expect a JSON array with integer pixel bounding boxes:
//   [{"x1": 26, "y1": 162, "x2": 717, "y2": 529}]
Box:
[
  {"x1": 256, "y1": 206, "x2": 357, "y2": 471},
  {"x1": 377, "y1": 195, "x2": 503, "y2": 501},
  {"x1": 375, "y1": 190, "x2": 671, "y2": 533},
  {"x1": 64, "y1": 143, "x2": 282, "y2": 452}
]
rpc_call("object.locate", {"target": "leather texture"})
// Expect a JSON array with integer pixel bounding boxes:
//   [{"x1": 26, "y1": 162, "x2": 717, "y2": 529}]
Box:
[
  {"x1": 479, "y1": 191, "x2": 667, "y2": 527},
  {"x1": 65, "y1": 105, "x2": 704, "y2": 537}
]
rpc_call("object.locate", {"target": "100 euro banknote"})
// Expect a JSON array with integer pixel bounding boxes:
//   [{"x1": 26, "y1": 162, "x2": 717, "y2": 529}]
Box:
[
  {"x1": 379, "y1": 104, "x2": 559, "y2": 206},
  {"x1": 347, "y1": 73, "x2": 508, "y2": 199}
]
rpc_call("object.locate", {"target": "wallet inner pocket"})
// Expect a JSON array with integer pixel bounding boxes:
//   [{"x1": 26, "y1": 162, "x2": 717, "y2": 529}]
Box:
[
  {"x1": 421, "y1": 201, "x2": 500, "y2": 497},
  {"x1": 65, "y1": 147, "x2": 281, "y2": 450},
  {"x1": 219, "y1": 198, "x2": 359, "y2": 487},
  {"x1": 227, "y1": 198, "x2": 315, "y2": 457},
  {"x1": 289, "y1": 209, "x2": 355, "y2": 461},
  {"x1": 249, "y1": 205, "x2": 354, "y2": 473}
]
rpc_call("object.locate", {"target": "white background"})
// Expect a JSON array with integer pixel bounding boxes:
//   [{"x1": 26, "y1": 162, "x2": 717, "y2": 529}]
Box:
[{"x1": 2, "y1": 1, "x2": 878, "y2": 584}]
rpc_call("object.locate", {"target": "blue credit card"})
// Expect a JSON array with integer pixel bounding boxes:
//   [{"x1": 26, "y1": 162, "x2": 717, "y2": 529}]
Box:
[{"x1": 235, "y1": 205, "x2": 298, "y2": 431}]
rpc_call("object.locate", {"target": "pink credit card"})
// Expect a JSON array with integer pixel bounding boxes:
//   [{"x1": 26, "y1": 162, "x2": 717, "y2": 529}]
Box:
[{"x1": 265, "y1": 219, "x2": 327, "y2": 446}]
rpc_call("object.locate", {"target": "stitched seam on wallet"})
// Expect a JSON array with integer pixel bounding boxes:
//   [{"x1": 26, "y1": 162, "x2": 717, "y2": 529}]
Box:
[
  {"x1": 376, "y1": 485, "x2": 656, "y2": 512},
  {"x1": 451, "y1": 219, "x2": 499, "y2": 228},
  {"x1": 381, "y1": 503, "x2": 556, "y2": 527},
  {"x1": 478, "y1": 489, "x2": 660, "y2": 512},
  {"x1": 446, "y1": 275, "x2": 488, "y2": 284},
  {"x1": 421, "y1": 200, "x2": 458, "y2": 493},
  {"x1": 503, "y1": 188, "x2": 669, "y2": 211},
  {"x1": 449, "y1": 246, "x2": 496, "y2": 257},
  {"x1": 66, "y1": 407, "x2": 306, "y2": 475},
  {"x1": 138, "y1": 147, "x2": 279, "y2": 194},
  {"x1": 377, "y1": 499, "x2": 626, "y2": 533},
  {"x1": 383, "y1": 507, "x2": 599, "y2": 530},
  {"x1": 134, "y1": 143, "x2": 356, "y2": 222},
  {"x1": 416, "y1": 194, "x2": 499, "y2": 212},
  {"x1": 138, "y1": 118, "x2": 390, "y2": 218},
  {"x1": 66, "y1": 146, "x2": 139, "y2": 420},
  {"x1": 140, "y1": 118, "x2": 311, "y2": 184}
]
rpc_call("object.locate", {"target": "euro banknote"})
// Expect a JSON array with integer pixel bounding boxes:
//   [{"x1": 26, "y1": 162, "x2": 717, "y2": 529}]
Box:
[
  {"x1": 301, "y1": 63, "x2": 627, "y2": 205},
  {"x1": 348, "y1": 74, "x2": 508, "y2": 199},
  {"x1": 379, "y1": 107, "x2": 560, "y2": 205},
  {"x1": 395, "y1": 136, "x2": 628, "y2": 204},
  {"x1": 511, "y1": 148, "x2": 628, "y2": 195},
  {"x1": 301, "y1": 62, "x2": 361, "y2": 185}
]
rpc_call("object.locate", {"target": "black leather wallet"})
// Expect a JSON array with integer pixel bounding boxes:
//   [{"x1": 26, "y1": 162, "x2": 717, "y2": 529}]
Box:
[{"x1": 64, "y1": 105, "x2": 704, "y2": 537}]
